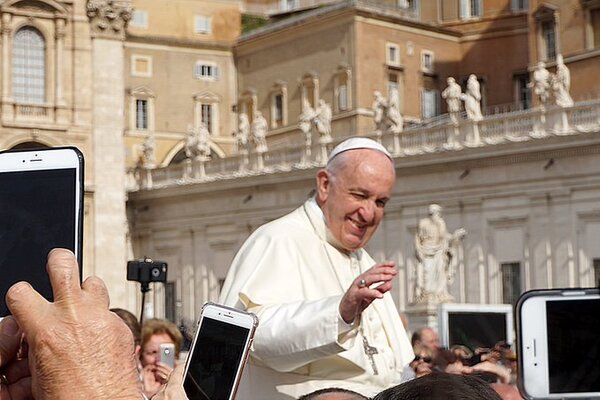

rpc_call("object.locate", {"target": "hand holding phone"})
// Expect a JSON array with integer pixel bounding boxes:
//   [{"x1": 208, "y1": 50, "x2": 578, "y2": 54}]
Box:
[{"x1": 183, "y1": 302, "x2": 258, "y2": 400}]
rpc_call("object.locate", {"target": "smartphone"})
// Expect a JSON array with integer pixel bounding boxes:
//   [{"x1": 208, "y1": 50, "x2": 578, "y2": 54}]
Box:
[
  {"x1": 517, "y1": 288, "x2": 600, "y2": 399},
  {"x1": 183, "y1": 302, "x2": 258, "y2": 400},
  {"x1": 0, "y1": 147, "x2": 84, "y2": 316},
  {"x1": 160, "y1": 343, "x2": 176, "y2": 368}
]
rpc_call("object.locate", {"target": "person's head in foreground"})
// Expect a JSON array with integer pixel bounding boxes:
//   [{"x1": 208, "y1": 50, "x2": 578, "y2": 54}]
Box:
[
  {"x1": 374, "y1": 372, "x2": 502, "y2": 400},
  {"x1": 316, "y1": 137, "x2": 395, "y2": 252},
  {"x1": 298, "y1": 387, "x2": 370, "y2": 400}
]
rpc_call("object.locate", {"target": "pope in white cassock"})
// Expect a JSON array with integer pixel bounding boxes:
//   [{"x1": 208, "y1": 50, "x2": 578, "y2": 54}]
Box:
[{"x1": 219, "y1": 138, "x2": 414, "y2": 399}]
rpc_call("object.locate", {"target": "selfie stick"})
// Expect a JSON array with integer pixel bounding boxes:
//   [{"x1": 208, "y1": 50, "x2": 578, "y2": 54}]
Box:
[{"x1": 139, "y1": 280, "x2": 151, "y2": 323}]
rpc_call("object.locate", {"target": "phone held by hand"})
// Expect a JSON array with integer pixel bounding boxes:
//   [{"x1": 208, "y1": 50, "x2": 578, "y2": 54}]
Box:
[
  {"x1": 160, "y1": 343, "x2": 176, "y2": 368},
  {"x1": 0, "y1": 147, "x2": 84, "y2": 316},
  {"x1": 183, "y1": 302, "x2": 258, "y2": 400},
  {"x1": 517, "y1": 288, "x2": 600, "y2": 399}
]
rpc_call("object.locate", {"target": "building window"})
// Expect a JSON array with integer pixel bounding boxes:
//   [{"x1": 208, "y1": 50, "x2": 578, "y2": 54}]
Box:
[
  {"x1": 194, "y1": 62, "x2": 219, "y2": 80},
  {"x1": 301, "y1": 73, "x2": 319, "y2": 110},
  {"x1": 421, "y1": 89, "x2": 440, "y2": 119},
  {"x1": 460, "y1": 0, "x2": 483, "y2": 19},
  {"x1": 334, "y1": 65, "x2": 351, "y2": 113},
  {"x1": 501, "y1": 262, "x2": 521, "y2": 306},
  {"x1": 194, "y1": 15, "x2": 211, "y2": 34},
  {"x1": 282, "y1": 0, "x2": 298, "y2": 11},
  {"x1": 136, "y1": 99, "x2": 148, "y2": 129},
  {"x1": 338, "y1": 84, "x2": 348, "y2": 111},
  {"x1": 273, "y1": 93, "x2": 283, "y2": 126},
  {"x1": 338, "y1": 73, "x2": 349, "y2": 111},
  {"x1": 12, "y1": 27, "x2": 45, "y2": 104},
  {"x1": 398, "y1": 0, "x2": 418, "y2": 12},
  {"x1": 594, "y1": 259, "x2": 600, "y2": 286},
  {"x1": 386, "y1": 43, "x2": 400, "y2": 66},
  {"x1": 514, "y1": 73, "x2": 531, "y2": 109},
  {"x1": 541, "y1": 20, "x2": 557, "y2": 61},
  {"x1": 590, "y1": 8, "x2": 600, "y2": 48},
  {"x1": 164, "y1": 282, "x2": 176, "y2": 323},
  {"x1": 388, "y1": 73, "x2": 400, "y2": 96},
  {"x1": 131, "y1": 55, "x2": 152, "y2": 77},
  {"x1": 201, "y1": 104, "x2": 212, "y2": 133},
  {"x1": 511, "y1": 0, "x2": 527, "y2": 12},
  {"x1": 194, "y1": 91, "x2": 220, "y2": 135},
  {"x1": 131, "y1": 10, "x2": 148, "y2": 28},
  {"x1": 269, "y1": 82, "x2": 287, "y2": 128},
  {"x1": 421, "y1": 51, "x2": 434, "y2": 73}
]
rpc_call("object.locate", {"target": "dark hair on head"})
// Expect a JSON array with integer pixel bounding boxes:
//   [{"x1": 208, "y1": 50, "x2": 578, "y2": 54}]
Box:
[
  {"x1": 111, "y1": 308, "x2": 141, "y2": 346},
  {"x1": 298, "y1": 387, "x2": 370, "y2": 400},
  {"x1": 373, "y1": 372, "x2": 502, "y2": 400},
  {"x1": 432, "y1": 349, "x2": 458, "y2": 370}
]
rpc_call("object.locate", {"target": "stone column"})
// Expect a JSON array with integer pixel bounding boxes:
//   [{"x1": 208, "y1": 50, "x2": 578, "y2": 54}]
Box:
[
  {"x1": 55, "y1": 18, "x2": 67, "y2": 123},
  {"x1": 87, "y1": 0, "x2": 132, "y2": 308},
  {"x1": 1, "y1": 13, "x2": 13, "y2": 118}
]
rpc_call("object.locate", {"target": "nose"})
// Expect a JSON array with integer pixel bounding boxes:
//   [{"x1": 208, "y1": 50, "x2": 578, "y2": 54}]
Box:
[{"x1": 358, "y1": 201, "x2": 376, "y2": 223}]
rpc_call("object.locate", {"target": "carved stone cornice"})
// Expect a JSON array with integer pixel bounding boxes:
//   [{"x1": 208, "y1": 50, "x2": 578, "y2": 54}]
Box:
[{"x1": 86, "y1": 0, "x2": 131, "y2": 40}]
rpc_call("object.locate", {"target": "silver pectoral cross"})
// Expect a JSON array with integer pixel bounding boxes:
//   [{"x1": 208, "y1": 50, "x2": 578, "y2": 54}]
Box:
[{"x1": 362, "y1": 336, "x2": 379, "y2": 375}]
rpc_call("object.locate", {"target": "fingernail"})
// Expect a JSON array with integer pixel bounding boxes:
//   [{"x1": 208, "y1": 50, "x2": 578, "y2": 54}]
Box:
[{"x1": 0, "y1": 317, "x2": 19, "y2": 336}]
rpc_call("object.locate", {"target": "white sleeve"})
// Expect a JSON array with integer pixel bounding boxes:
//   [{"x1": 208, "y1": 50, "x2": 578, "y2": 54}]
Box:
[{"x1": 248, "y1": 295, "x2": 359, "y2": 372}]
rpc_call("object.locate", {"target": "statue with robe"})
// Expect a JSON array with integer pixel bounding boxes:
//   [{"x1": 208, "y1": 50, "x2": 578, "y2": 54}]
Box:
[{"x1": 414, "y1": 204, "x2": 466, "y2": 304}]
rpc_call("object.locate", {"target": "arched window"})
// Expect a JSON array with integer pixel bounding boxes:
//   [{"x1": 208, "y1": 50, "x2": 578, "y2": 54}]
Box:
[{"x1": 13, "y1": 27, "x2": 46, "y2": 104}]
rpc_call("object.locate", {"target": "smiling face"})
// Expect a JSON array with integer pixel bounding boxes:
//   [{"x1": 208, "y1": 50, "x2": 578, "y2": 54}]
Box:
[{"x1": 316, "y1": 149, "x2": 395, "y2": 252}]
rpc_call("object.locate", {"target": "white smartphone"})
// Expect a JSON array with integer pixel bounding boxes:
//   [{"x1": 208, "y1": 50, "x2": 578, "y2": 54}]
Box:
[
  {"x1": 159, "y1": 343, "x2": 176, "y2": 368},
  {"x1": 517, "y1": 288, "x2": 600, "y2": 399},
  {"x1": 183, "y1": 302, "x2": 258, "y2": 400},
  {"x1": 0, "y1": 147, "x2": 84, "y2": 316}
]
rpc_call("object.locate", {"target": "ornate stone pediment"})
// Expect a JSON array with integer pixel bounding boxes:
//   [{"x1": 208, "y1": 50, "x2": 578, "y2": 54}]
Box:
[
  {"x1": 533, "y1": 2, "x2": 559, "y2": 20},
  {"x1": 86, "y1": 0, "x2": 131, "y2": 39},
  {"x1": 1, "y1": 0, "x2": 68, "y2": 15}
]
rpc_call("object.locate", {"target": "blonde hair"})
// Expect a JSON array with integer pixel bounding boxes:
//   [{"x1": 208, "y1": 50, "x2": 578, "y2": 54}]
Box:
[{"x1": 141, "y1": 318, "x2": 183, "y2": 357}]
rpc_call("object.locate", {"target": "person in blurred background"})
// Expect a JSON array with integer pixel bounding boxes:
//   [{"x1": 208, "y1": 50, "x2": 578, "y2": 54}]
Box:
[{"x1": 140, "y1": 318, "x2": 183, "y2": 399}]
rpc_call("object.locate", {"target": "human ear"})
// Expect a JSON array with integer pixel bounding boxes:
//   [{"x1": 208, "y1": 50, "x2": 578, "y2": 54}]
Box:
[{"x1": 315, "y1": 169, "x2": 330, "y2": 203}]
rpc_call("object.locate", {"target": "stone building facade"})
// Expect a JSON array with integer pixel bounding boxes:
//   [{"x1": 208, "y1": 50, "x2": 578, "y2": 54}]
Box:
[{"x1": 0, "y1": 0, "x2": 134, "y2": 309}]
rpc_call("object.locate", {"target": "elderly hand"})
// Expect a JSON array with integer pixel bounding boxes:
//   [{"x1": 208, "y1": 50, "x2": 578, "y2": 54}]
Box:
[
  {"x1": 339, "y1": 261, "x2": 397, "y2": 324},
  {"x1": 4, "y1": 248, "x2": 141, "y2": 400},
  {"x1": 0, "y1": 317, "x2": 32, "y2": 400}
]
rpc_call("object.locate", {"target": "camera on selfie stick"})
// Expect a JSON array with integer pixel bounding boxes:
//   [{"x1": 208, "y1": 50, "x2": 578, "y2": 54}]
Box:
[{"x1": 127, "y1": 258, "x2": 168, "y2": 323}]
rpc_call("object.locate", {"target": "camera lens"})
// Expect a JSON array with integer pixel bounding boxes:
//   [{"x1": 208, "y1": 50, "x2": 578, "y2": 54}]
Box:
[{"x1": 151, "y1": 267, "x2": 161, "y2": 278}]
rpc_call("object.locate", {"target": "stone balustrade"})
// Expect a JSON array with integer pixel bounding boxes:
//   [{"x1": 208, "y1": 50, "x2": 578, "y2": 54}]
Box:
[{"x1": 127, "y1": 98, "x2": 600, "y2": 191}]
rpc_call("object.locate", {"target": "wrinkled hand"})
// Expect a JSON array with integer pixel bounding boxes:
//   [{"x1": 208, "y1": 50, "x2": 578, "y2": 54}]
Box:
[
  {"x1": 339, "y1": 261, "x2": 397, "y2": 324},
  {"x1": 0, "y1": 317, "x2": 32, "y2": 400},
  {"x1": 5, "y1": 248, "x2": 141, "y2": 400}
]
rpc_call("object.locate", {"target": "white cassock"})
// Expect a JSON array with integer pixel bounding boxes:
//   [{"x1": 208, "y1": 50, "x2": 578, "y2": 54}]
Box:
[{"x1": 219, "y1": 198, "x2": 414, "y2": 399}]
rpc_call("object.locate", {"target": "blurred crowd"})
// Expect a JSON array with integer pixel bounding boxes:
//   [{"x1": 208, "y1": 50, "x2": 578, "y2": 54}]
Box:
[{"x1": 404, "y1": 326, "x2": 522, "y2": 399}]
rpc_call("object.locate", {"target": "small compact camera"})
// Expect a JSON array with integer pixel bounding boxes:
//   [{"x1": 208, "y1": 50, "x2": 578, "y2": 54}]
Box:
[{"x1": 127, "y1": 258, "x2": 168, "y2": 284}]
